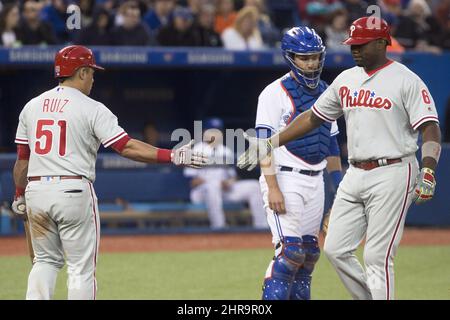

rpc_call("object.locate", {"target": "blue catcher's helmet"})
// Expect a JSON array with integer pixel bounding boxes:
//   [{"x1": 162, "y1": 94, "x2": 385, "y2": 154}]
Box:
[{"x1": 281, "y1": 27, "x2": 326, "y2": 89}]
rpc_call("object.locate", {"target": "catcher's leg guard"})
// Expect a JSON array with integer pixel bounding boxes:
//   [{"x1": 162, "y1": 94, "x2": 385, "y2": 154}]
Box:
[
  {"x1": 262, "y1": 236, "x2": 305, "y2": 300},
  {"x1": 290, "y1": 235, "x2": 320, "y2": 300}
]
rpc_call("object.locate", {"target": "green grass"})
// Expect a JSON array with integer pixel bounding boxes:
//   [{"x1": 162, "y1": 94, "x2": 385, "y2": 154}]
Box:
[{"x1": 1, "y1": 246, "x2": 449, "y2": 300}]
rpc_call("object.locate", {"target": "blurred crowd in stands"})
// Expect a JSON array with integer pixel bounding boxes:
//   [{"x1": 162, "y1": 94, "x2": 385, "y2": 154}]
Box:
[{"x1": 0, "y1": 0, "x2": 449, "y2": 52}]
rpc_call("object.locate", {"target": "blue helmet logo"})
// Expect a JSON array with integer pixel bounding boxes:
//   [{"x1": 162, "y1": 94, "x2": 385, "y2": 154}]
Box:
[{"x1": 281, "y1": 27, "x2": 326, "y2": 89}]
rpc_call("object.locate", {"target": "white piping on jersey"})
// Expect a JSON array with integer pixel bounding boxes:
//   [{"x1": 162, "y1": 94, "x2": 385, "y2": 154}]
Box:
[
  {"x1": 411, "y1": 115, "x2": 439, "y2": 130},
  {"x1": 103, "y1": 131, "x2": 127, "y2": 148},
  {"x1": 311, "y1": 105, "x2": 334, "y2": 123}
]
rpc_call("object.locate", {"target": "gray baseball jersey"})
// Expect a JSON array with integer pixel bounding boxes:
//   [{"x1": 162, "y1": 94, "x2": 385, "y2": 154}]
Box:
[
  {"x1": 15, "y1": 86, "x2": 127, "y2": 182},
  {"x1": 312, "y1": 60, "x2": 438, "y2": 160}
]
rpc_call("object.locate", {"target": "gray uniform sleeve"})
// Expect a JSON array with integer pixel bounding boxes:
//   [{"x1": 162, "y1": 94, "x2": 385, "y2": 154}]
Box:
[
  {"x1": 92, "y1": 103, "x2": 128, "y2": 148},
  {"x1": 15, "y1": 107, "x2": 29, "y2": 145},
  {"x1": 404, "y1": 77, "x2": 439, "y2": 131},
  {"x1": 311, "y1": 80, "x2": 344, "y2": 122}
]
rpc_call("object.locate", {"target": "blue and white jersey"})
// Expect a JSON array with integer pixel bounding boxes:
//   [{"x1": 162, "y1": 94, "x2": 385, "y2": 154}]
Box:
[{"x1": 255, "y1": 73, "x2": 339, "y2": 171}]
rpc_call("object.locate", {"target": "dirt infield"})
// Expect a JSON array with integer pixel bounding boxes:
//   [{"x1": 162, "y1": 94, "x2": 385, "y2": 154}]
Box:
[{"x1": 1, "y1": 228, "x2": 449, "y2": 256}]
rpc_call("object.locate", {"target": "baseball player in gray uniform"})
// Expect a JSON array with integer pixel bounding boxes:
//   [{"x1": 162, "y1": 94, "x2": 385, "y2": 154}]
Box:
[
  {"x1": 11, "y1": 45, "x2": 208, "y2": 300},
  {"x1": 238, "y1": 17, "x2": 442, "y2": 300}
]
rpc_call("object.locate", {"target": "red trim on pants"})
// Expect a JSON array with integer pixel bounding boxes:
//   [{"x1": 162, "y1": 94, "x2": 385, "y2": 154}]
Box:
[
  {"x1": 384, "y1": 163, "x2": 411, "y2": 300},
  {"x1": 88, "y1": 182, "x2": 98, "y2": 300}
]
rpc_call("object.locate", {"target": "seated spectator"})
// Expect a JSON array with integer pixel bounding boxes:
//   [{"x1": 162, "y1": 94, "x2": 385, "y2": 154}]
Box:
[
  {"x1": 186, "y1": 0, "x2": 201, "y2": 18},
  {"x1": 380, "y1": 0, "x2": 401, "y2": 27},
  {"x1": 143, "y1": 0, "x2": 176, "y2": 36},
  {"x1": 183, "y1": 118, "x2": 268, "y2": 230},
  {"x1": 440, "y1": 13, "x2": 450, "y2": 49},
  {"x1": 111, "y1": 1, "x2": 154, "y2": 46},
  {"x1": 157, "y1": 6, "x2": 197, "y2": 46},
  {"x1": 342, "y1": 0, "x2": 367, "y2": 24},
  {"x1": 394, "y1": 0, "x2": 442, "y2": 53},
  {"x1": 324, "y1": 9, "x2": 349, "y2": 52},
  {"x1": 434, "y1": 0, "x2": 450, "y2": 29},
  {"x1": 0, "y1": 3, "x2": 21, "y2": 47},
  {"x1": 297, "y1": 0, "x2": 344, "y2": 35},
  {"x1": 221, "y1": 6, "x2": 265, "y2": 50},
  {"x1": 244, "y1": 0, "x2": 280, "y2": 47},
  {"x1": 192, "y1": 2, "x2": 222, "y2": 47},
  {"x1": 99, "y1": 0, "x2": 115, "y2": 11},
  {"x1": 78, "y1": 0, "x2": 96, "y2": 28},
  {"x1": 215, "y1": 0, "x2": 236, "y2": 34},
  {"x1": 75, "y1": 7, "x2": 113, "y2": 45},
  {"x1": 16, "y1": 0, "x2": 57, "y2": 46},
  {"x1": 41, "y1": 0, "x2": 71, "y2": 43},
  {"x1": 407, "y1": 0, "x2": 442, "y2": 51}
]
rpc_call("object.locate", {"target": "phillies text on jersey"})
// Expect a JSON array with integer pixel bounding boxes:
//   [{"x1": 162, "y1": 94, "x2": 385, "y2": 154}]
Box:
[{"x1": 311, "y1": 60, "x2": 439, "y2": 161}]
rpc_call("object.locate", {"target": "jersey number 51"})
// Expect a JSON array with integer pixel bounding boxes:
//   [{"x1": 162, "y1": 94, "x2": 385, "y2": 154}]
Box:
[{"x1": 35, "y1": 119, "x2": 67, "y2": 156}]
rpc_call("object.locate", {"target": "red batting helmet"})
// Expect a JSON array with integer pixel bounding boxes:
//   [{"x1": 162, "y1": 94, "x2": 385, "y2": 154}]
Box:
[
  {"x1": 343, "y1": 17, "x2": 391, "y2": 46},
  {"x1": 54, "y1": 45, "x2": 105, "y2": 78}
]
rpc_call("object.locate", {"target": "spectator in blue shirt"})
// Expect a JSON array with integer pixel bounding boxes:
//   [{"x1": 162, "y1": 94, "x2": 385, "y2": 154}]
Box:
[
  {"x1": 75, "y1": 7, "x2": 113, "y2": 45},
  {"x1": 143, "y1": 0, "x2": 175, "y2": 37},
  {"x1": 41, "y1": 0, "x2": 71, "y2": 43}
]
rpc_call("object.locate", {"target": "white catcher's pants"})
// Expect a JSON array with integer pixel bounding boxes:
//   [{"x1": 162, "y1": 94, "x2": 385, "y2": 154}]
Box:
[
  {"x1": 190, "y1": 180, "x2": 268, "y2": 229},
  {"x1": 259, "y1": 171, "x2": 325, "y2": 245}
]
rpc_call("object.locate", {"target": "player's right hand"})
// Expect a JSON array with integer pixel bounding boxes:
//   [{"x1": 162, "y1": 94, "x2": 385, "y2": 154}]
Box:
[
  {"x1": 237, "y1": 133, "x2": 273, "y2": 171},
  {"x1": 12, "y1": 196, "x2": 27, "y2": 218},
  {"x1": 268, "y1": 187, "x2": 286, "y2": 214},
  {"x1": 171, "y1": 139, "x2": 209, "y2": 168}
]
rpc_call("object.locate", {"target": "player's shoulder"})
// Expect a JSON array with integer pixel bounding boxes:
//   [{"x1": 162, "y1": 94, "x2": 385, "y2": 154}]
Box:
[
  {"x1": 88, "y1": 97, "x2": 109, "y2": 111},
  {"x1": 75, "y1": 92, "x2": 110, "y2": 113},
  {"x1": 259, "y1": 73, "x2": 290, "y2": 98},
  {"x1": 73, "y1": 90, "x2": 102, "y2": 106},
  {"x1": 335, "y1": 66, "x2": 361, "y2": 81},
  {"x1": 23, "y1": 95, "x2": 41, "y2": 109},
  {"x1": 389, "y1": 61, "x2": 423, "y2": 82}
]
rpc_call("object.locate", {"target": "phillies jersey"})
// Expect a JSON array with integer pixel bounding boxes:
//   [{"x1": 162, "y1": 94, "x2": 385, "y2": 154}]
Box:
[
  {"x1": 256, "y1": 73, "x2": 339, "y2": 171},
  {"x1": 15, "y1": 86, "x2": 127, "y2": 182},
  {"x1": 311, "y1": 60, "x2": 439, "y2": 161}
]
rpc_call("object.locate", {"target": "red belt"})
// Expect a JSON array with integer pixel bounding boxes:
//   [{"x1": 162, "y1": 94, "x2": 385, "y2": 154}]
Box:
[
  {"x1": 28, "y1": 176, "x2": 83, "y2": 181},
  {"x1": 350, "y1": 158, "x2": 402, "y2": 171}
]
